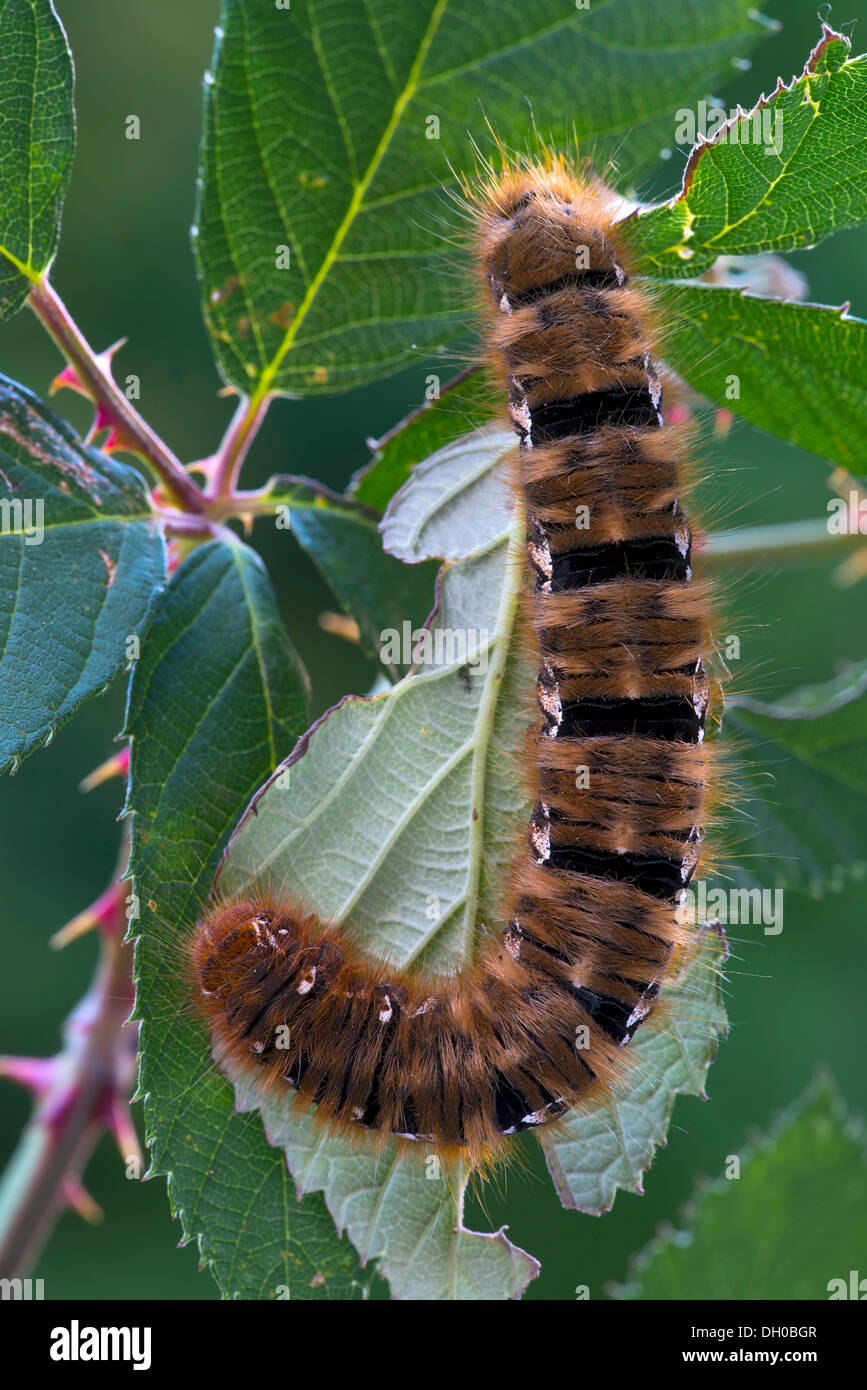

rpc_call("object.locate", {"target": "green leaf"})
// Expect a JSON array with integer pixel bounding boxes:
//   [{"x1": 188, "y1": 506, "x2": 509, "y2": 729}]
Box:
[
  {"x1": 352, "y1": 369, "x2": 489, "y2": 513},
  {"x1": 0, "y1": 375, "x2": 164, "y2": 774},
  {"x1": 0, "y1": 0, "x2": 75, "y2": 319},
  {"x1": 379, "y1": 425, "x2": 515, "y2": 561},
  {"x1": 625, "y1": 25, "x2": 867, "y2": 277},
  {"x1": 725, "y1": 663, "x2": 867, "y2": 893},
  {"x1": 541, "y1": 926, "x2": 728, "y2": 1213},
  {"x1": 220, "y1": 527, "x2": 539, "y2": 1299},
  {"x1": 222, "y1": 539, "x2": 520, "y2": 972},
  {"x1": 260, "y1": 475, "x2": 438, "y2": 677},
  {"x1": 195, "y1": 0, "x2": 771, "y2": 397},
  {"x1": 227, "y1": 1065, "x2": 541, "y2": 1301},
  {"x1": 217, "y1": 431, "x2": 536, "y2": 1296},
  {"x1": 129, "y1": 541, "x2": 366, "y2": 1300},
  {"x1": 613, "y1": 1078, "x2": 867, "y2": 1300},
  {"x1": 213, "y1": 428, "x2": 723, "y2": 1295},
  {"x1": 657, "y1": 284, "x2": 867, "y2": 470}
]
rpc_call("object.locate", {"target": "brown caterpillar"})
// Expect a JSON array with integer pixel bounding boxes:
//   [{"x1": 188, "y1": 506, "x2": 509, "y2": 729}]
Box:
[{"x1": 190, "y1": 160, "x2": 717, "y2": 1168}]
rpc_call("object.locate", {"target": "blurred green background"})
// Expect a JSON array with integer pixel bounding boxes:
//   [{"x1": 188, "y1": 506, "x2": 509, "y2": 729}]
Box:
[{"x1": 0, "y1": 0, "x2": 864, "y2": 1300}]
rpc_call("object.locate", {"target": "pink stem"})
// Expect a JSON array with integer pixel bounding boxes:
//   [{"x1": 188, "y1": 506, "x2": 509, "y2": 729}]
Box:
[
  {"x1": 205, "y1": 393, "x2": 271, "y2": 501},
  {"x1": 0, "y1": 858, "x2": 137, "y2": 1278},
  {"x1": 28, "y1": 278, "x2": 205, "y2": 515}
]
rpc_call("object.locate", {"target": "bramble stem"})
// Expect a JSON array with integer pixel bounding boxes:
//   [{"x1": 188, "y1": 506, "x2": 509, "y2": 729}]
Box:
[
  {"x1": 27, "y1": 278, "x2": 205, "y2": 514},
  {"x1": 204, "y1": 484, "x2": 280, "y2": 522},
  {"x1": 206, "y1": 393, "x2": 271, "y2": 500},
  {"x1": 0, "y1": 888, "x2": 136, "y2": 1278},
  {"x1": 203, "y1": 495, "x2": 867, "y2": 581},
  {"x1": 152, "y1": 508, "x2": 237, "y2": 548},
  {"x1": 701, "y1": 518, "x2": 864, "y2": 569}
]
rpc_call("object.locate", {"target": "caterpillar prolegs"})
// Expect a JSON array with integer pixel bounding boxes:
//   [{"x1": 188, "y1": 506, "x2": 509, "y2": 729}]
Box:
[{"x1": 191, "y1": 162, "x2": 715, "y2": 1166}]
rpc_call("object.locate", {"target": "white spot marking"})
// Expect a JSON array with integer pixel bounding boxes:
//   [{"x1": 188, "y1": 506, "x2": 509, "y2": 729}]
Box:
[
  {"x1": 297, "y1": 967, "x2": 317, "y2": 995},
  {"x1": 503, "y1": 927, "x2": 522, "y2": 960},
  {"x1": 508, "y1": 393, "x2": 533, "y2": 444},
  {"x1": 538, "y1": 677, "x2": 563, "y2": 734},
  {"x1": 409, "y1": 996, "x2": 438, "y2": 1018},
  {"x1": 530, "y1": 807, "x2": 551, "y2": 862}
]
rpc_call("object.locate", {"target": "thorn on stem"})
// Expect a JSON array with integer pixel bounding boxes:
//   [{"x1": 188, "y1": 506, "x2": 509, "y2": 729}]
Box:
[
  {"x1": 61, "y1": 1175, "x2": 104, "y2": 1225},
  {"x1": 52, "y1": 881, "x2": 125, "y2": 949},
  {"x1": 79, "y1": 745, "x2": 130, "y2": 793},
  {"x1": 0, "y1": 1054, "x2": 59, "y2": 1099}
]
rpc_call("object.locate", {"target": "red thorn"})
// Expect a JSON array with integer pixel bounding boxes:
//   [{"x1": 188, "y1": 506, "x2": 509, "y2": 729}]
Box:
[
  {"x1": 101, "y1": 1094, "x2": 142, "y2": 1169},
  {"x1": 86, "y1": 414, "x2": 137, "y2": 456},
  {"x1": 52, "y1": 880, "x2": 125, "y2": 949},
  {"x1": 61, "y1": 1175, "x2": 104, "y2": 1224},
  {"x1": 50, "y1": 362, "x2": 86, "y2": 397},
  {"x1": 188, "y1": 454, "x2": 220, "y2": 486},
  {"x1": 94, "y1": 402, "x2": 116, "y2": 434},
  {"x1": 80, "y1": 745, "x2": 130, "y2": 793},
  {"x1": 0, "y1": 1054, "x2": 59, "y2": 1099},
  {"x1": 52, "y1": 341, "x2": 127, "y2": 404},
  {"x1": 665, "y1": 402, "x2": 694, "y2": 427},
  {"x1": 54, "y1": 340, "x2": 132, "y2": 448},
  {"x1": 99, "y1": 422, "x2": 140, "y2": 455}
]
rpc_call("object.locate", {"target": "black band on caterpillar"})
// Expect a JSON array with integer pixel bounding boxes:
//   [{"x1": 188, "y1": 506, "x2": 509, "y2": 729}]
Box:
[{"x1": 190, "y1": 162, "x2": 714, "y2": 1164}]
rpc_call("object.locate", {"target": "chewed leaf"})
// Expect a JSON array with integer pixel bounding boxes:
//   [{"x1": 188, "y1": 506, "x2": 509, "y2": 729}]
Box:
[
  {"x1": 227, "y1": 1057, "x2": 540, "y2": 1301},
  {"x1": 624, "y1": 25, "x2": 867, "y2": 276},
  {"x1": 220, "y1": 437, "x2": 534, "y2": 1296},
  {"x1": 216, "y1": 424, "x2": 727, "y2": 1290},
  {"x1": 541, "y1": 926, "x2": 728, "y2": 1214},
  {"x1": 0, "y1": 376, "x2": 164, "y2": 774}
]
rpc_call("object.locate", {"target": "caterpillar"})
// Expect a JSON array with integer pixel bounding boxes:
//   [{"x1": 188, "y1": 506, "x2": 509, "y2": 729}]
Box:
[{"x1": 190, "y1": 159, "x2": 716, "y2": 1167}]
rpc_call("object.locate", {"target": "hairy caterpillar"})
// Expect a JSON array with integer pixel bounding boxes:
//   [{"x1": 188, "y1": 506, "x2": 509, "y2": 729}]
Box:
[{"x1": 190, "y1": 160, "x2": 717, "y2": 1167}]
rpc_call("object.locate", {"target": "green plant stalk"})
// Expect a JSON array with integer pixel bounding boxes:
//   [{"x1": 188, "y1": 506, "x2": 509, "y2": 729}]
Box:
[
  {"x1": 205, "y1": 393, "x2": 272, "y2": 500},
  {"x1": 702, "y1": 518, "x2": 865, "y2": 569},
  {"x1": 209, "y1": 493, "x2": 866, "y2": 574},
  {"x1": 27, "y1": 277, "x2": 205, "y2": 515},
  {"x1": 0, "y1": 922, "x2": 136, "y2": 1278}
]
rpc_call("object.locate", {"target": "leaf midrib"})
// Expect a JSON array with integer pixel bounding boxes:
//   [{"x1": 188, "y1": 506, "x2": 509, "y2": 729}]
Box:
[
  {"x1": 247, "y1": 0, "x2": 448, "y2": 410},
  {"x1": 455, "y1": 513, "x2": 524, "y2": 961}
]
